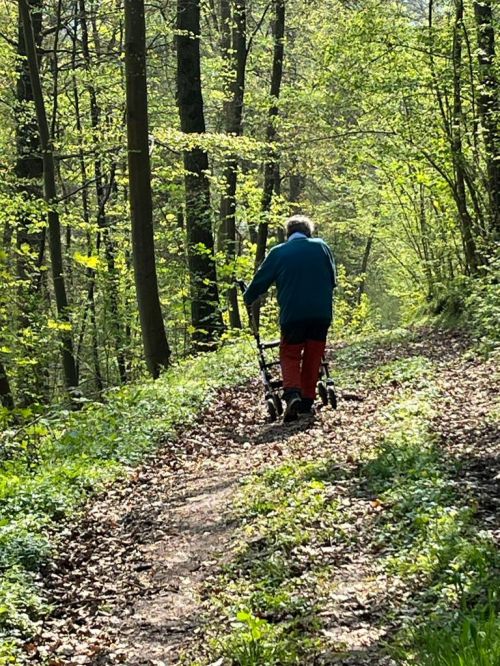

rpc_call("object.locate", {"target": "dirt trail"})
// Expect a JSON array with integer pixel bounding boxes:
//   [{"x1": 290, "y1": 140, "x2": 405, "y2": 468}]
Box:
[
  {"x1": 35, "y1": 382, "x2": 313, "y2": 664},
  {"x1": 32, "y1": 330, "x2": 499, "y2": 665}
]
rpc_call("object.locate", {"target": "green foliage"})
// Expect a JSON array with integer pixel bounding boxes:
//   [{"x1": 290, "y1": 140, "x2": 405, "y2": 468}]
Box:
[
  {"x1": 331, "y1": 266, "x2": 381, "y2": 338},
  {"x1": 0, "y1": 521, "x2": 52, "y2": 571},
  {"x1": 0, "y1": 568, "x2": 48, "y2": 635},
  {"x1": 464, "y1": 255, "x2": 500, "y2": 353},
  {"x1": 362, "y1": 387, "x2": 499, "y2": 664},
  {"x1": 367, "y1": 355, "x2": 434, "y2": 387},
  {"x1": 0, "y1": 342, "x2": 255, "y2": 657},
  {"x1": 196, "y1": 332, "x2": 498, "y2": 665},
  {"x1": 415, "y1": 601, "x2": 500, "y2": 666},
  {"x1": 218, "y1": 610, "x2": 300, "y2": 666}
]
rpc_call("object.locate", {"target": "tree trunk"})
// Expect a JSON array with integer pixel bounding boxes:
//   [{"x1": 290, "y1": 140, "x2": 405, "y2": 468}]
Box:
[
  {"x1": 0, "y1": 359, "x2": 14, "y2": 410},
  {"x1": 20, "y1": 0, "x2": 78, "y2": 391},
  {"x1": 418, "y1": 184, "x2": 435, "y2": 299},
  {"x1": 289, "y1": 173, "x2": 305, "y2": 206},
  {"x1": 473, "y1": 0, "x2": 500, "y2": 239},
  {"x1": 79, "y1": 0, "x2": 127, "y2": 383},
  {"x1": 16, "y1": 0, "x2": 43, "y2": 292},
  {"x1": 176, "y1": 0, "x2": 223, "y2": 347},
  {"x1": 452, "y1": 0, "x2": 478, "y2": 274},
  {"x1": 251, "y1": 0, "x2": 285, "y2": 329},
  {"x1": 89, "y1": 284, "x2": 103, "y2": 393},
  {"x1": 254, "y1": 0, "x2": 285, "y2": 270},
  {"x1": 71, "y1": 20, "x2": 104, "y2": 392},
  {"x1": 124, "y1": 0, "x2": 171, "y2": 377},
  {"x1": 15, "y1": 0, "x2": 48, "y2": 404},
  {"x1": 220, "y1": 0, "x2": 246, "y2": 329},
  {"x1": 357, "y1": 233, "x2": 373, "y2": 306}
]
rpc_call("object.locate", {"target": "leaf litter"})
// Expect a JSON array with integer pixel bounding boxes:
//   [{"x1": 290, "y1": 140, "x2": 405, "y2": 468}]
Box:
[{"x1": 27, "y1": 329, "x2": 498, "y2": 665}]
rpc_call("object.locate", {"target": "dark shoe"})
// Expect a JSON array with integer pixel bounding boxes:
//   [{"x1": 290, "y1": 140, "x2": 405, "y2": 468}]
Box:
[
  {"x1": 298, "y1": 398, "x2": 315, "y2": 415},
  {"x1": 283, "y1": 391, "x2": 301, "y2": 422}
]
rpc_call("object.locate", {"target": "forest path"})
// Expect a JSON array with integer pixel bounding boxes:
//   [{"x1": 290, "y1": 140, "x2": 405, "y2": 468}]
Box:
[{"x1": 32, "y1": 330, "x2": 499, "y2": 665}]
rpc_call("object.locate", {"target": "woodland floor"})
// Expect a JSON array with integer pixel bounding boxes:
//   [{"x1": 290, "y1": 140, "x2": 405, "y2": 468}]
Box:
[{"x1": 28, "y1": 329, "x2": 498, "y2": 665}]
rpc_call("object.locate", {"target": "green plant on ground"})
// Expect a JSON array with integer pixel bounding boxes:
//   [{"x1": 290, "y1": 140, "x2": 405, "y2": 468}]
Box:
[
  {"x1": 413, "y1": 598, "x2": 500, "y2": 666},
  {"x1": 367, "y1": 355, "x2": 434, "y2": 388},
  {"x1": 197, "y1": 459, "x2": 344, "y2": 664},
  {"x1": 217, "y1": 610, "x2": 300, "y2": 666},
  {"x1": 329, "y1": 326, "x2": 415, "y2": 387},
  {"x1": 362, "y1": 388, "x2": 499, "y2": 664},
  {"x1": 0, "y1": 567, "x2": 49, "y2": 635},
  {"x1": 0, "y1": 342, "x2": 256, "y2": 660},
  {"x1": 188, "y1": 333, "x2": 498, "y2": 666},
  {"x1": 464, "y1": 255, "x2": 500, "y2": 354}
]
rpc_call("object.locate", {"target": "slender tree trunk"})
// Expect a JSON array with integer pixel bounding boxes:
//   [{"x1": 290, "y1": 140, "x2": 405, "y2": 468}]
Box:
[
  {"x1": 429, "y1": 0, "x2": 480, "y2": 265},
  {"x1": 220, "y1": 0, "x2": 246, "y2": 329},
  {"x1": 20, "y1": 0, "x2": 78, "y2": 391},
  {"x1": 473, "y1": 0, "x2": 500, "y2": 239},
  {"x1": 16, "y1": 0, "x2": 43, "y2": 292},
  {"x1": 418, "y1": 184, "x2": 435, "y2": 298},
  {"x1": 125, "y1": 0, "x2": 171, "y2": 377},
  {"x1": 289, "y1": 173, "x2": 304, "y2": 206},
  {"x1": 0, "y1": 359, "x2": 14, "y2": 410},
  {"x1": 251, "y1": 0, "x2": 285, "y2": 330},
  {"x1": 79, "y1": 0, "x2": 127, "y2": 383},
  {"x1": 254, "y1": 0, "x2": 285, "y2": 270},
  {"x1": 452, "y1": 0, "x2": 478, "y2": 274},
  {"x1": 71, "y1": 26, "x2": 104, "y2": 392},
  {"x1": 176, "y1": 0, "x2": 223, "y2": 347},
  {"x1": 357, "y1": 233, "x2": 374, "y2": 306},
  {"x1": 274, "y1": 163, "x2": 285, "y2": 243},
  {"x1": 89, "y1": 286, "x2": 103, "y2": 392}
]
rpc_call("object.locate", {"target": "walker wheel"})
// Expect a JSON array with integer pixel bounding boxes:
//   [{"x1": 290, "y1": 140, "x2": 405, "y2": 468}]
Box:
[
  {"x1": 266, "y1": 398, "x2": 278, "y2": 422},
  {"x1": 317, "y1": 380, "x2": 328, "y2": 406},
  {"x1": 273, "y1": 394, "x2": 283, "y2": 415},
  {"x1": 327, "y1": 386, "x2": 338, "y2": 410}
]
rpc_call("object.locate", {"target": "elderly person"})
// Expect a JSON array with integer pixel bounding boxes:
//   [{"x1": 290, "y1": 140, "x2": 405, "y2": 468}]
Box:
[{"x1": 244, "y1": 215, "x2": 336, "y2": 422}]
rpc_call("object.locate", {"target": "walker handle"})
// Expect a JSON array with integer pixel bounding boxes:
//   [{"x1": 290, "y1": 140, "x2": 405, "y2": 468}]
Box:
[
  {"x1": 236, "y1": 279, "x2": 247, "y2": 294},
  {"x1": 235, "y1": 279, "x2": 259, "y2": 339}
]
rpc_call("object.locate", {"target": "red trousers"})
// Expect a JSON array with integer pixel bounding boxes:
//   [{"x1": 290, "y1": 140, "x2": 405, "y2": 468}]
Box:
[{"x1": 280, "y1": 339, "x2": 326, "y2": 399}]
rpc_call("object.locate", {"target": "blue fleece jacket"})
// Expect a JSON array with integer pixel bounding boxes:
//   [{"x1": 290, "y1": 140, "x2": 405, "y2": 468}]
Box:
[{"x1": 244, "y1": 236, "x2": 336, "y2": 326}]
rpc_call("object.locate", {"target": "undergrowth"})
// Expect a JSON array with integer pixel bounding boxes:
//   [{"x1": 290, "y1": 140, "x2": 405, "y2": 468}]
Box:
[
  {"x1": 435, "y1": 253, "x2": 500, "y2": 355},
  {"x1": 4, "y1": 328, "x2": 496, "y2": 665},
  {"x1": 364, "y1": 389, "x2": 499, "y2": 665},
  {"x1": 193, "y1": 336, "x2": 498, "y2": 666},
  {"x1": 0, "y1": 342, "x2": 256, "y2": 662}
]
